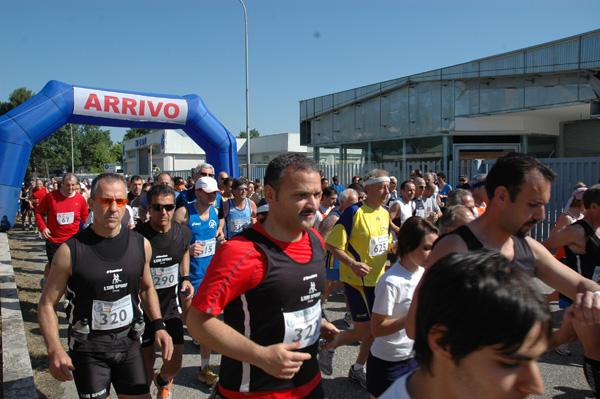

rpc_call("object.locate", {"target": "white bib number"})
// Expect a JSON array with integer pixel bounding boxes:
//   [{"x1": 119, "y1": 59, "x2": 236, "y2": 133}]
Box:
[
  {"x1": 283, "y1": 301, "x2": 322, "y2": 349},
  {"x1": 92, "y1": 295, "x2": 134, "y2": 331},
  {"x1": 231, "y1": 219, "x2": 250, "y2": 234},
  {"x1": 151, "y1": 264, "x2": 179, "y2": 289},
  {"x1": 369, "y1": 235, "x2": 388, "y2": 257},
  {"x1": 57, "y1": 212, "x2": 74, "y2": 225},
  {"x1": 195, "y1": 239, "x2": 216, "y2": 258}
]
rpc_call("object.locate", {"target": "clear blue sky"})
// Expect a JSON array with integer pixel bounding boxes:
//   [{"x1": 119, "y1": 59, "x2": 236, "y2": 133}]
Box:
[{"x1": 1, "y1": 0, "x2": 598, "y2": 143}]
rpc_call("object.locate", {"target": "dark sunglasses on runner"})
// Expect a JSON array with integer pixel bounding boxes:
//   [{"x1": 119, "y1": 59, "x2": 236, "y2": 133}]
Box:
[
  {"x1": 149, "y1": 203, "x2": 176, "y2": 212},
  {"x1": 199, "y1": 172, "x2": 214, "y2": 177},
  {"x1": 94, "y1": 198, "x2": 128, "y2": 207}
]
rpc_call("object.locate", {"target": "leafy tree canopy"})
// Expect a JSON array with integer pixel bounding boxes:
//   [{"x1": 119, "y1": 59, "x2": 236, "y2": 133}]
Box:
[
  {"x1": 123, "y1": 128, "x2": 156, "y2": 141},
  {"x1": 238, "y1": 128, "x2": 260, "y2": 138}
]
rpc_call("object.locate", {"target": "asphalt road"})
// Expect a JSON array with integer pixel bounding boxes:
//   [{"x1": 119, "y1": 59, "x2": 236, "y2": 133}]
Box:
[{"x1": 8, "y1": 225, "x2": 596, "y2": 398}]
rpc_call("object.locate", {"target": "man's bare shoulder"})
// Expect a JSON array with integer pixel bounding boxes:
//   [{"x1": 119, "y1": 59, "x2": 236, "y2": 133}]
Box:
[{"x1": 428, "y1": 233, "x2": 469, "y2": 267}]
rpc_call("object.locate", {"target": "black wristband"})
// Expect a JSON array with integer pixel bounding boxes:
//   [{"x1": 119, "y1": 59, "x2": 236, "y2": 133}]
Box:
[
  {"x1": 151, "y1": 318, "x2": 166, "y2": 332},
  {"x1": 181, "y1": 275, "x2": 192, "y2": 282}
]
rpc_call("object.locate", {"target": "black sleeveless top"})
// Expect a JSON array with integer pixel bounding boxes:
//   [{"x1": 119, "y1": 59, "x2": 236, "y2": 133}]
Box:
[
  {"x1": 220, "y1": 228, "x2": 325, "y2": 393},
  {"x1": 451, "y1": 225, "x2": 536, "y2": 277},
  {"x1": 135, "y1": 221, "x2": 191, "y2": 320},
  {"x1": 65, "y1": 226, "x2": 145, "y2": 352},
  {"x1": 564, "y1": 220, "x2": 600, "y2": 283}
]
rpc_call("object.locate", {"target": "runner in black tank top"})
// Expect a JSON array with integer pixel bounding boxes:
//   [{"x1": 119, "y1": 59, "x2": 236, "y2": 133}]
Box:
[
  {"x1": 450, "y1": 225, "x2": 536, "y2": 277},
  {"x1": 416, "y1": 153, "x2": 600, "y2": 360},
  {"x1": 38, "y1": 173, "x2": 173, "y2": 399},
  {"x1": 135, "y1": 184, "x2": 193, "y2": 396},
  {"x1": 220, "y1": 228, "x2": 325, "y2": 394},
  {"x1": 542, "y1": 197, "x2": 600, "y2": 397},
  {"x1": 186, "y1": 154, "x2": 339, "y2": 399}
]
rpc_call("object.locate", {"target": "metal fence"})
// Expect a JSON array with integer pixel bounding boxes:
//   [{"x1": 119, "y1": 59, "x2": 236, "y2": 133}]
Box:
[{"x1": 458, "y1": 157, "x2": 600, "y2": 241}]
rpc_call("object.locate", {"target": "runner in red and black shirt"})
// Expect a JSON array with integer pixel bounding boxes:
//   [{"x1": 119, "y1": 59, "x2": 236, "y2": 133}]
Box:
[{"x1": 188, "y1": 153, "x2": 339, "y2": 399}]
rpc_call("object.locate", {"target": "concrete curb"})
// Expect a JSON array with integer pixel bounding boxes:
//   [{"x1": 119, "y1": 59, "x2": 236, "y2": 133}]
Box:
[{"x1": 0, "y1": 232, "x2": 38, "y2": 398}]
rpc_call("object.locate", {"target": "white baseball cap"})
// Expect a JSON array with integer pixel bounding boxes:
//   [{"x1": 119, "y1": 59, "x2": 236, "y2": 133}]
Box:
[{"x1": 195, "y1": 177, "x2": 219, "y2": 193}]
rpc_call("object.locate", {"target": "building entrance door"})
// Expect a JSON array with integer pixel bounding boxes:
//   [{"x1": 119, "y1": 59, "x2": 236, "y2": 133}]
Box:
[{"x1": 452, "y1": 143, "x2": 520, "y2": 185}]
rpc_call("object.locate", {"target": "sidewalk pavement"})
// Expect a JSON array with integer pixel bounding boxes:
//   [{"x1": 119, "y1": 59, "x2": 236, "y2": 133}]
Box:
[{"x1": 3, "y1": 226, "x2": 596, "y2": 398}]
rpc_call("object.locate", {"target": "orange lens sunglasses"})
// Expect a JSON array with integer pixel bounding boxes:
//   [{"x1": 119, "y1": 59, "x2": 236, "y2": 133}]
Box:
[{"x1": 94, "y1": 197, "x2": 129, "y2": 207}]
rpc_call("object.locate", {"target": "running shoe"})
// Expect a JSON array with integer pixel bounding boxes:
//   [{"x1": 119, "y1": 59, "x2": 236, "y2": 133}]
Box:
[
  {"x1": 317, "y1": 339, "x2": 334, "y2": 376},
  {"x1": 154, "y1": 372, "x2": 174, "y2": 399},
  {"x1": 29, "y1": 224, "x2": 34, "y2": 231},
  {"x1": 348, "y1": 366, "x2": 367, "y2": 389},
  {"x1": 343, "y1": 312, "x2": 353, "y2": 328},
  {"x1": 198, "y1": 365, "x2": 219, "y2": 385},
  {"x1": 555, "y1": 344, "x2": 572, "y2": 356}
]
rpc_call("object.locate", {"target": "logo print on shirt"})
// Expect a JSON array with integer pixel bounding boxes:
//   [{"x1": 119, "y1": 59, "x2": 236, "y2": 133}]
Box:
[
  {"x1": 112, "y1": 274, "x2": 122, "y2": 284},
  {"x1": 209, "y1": 220, "x2": 217, "y2": 229},
  {"x1": 308, "y1": 282, "x2": 317, "y2": 294}
]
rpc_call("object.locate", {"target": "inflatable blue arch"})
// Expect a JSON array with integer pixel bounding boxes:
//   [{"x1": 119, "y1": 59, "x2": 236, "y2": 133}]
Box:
[{"x1": 0, "y1": 80, "x2": 239, "y2": 230}]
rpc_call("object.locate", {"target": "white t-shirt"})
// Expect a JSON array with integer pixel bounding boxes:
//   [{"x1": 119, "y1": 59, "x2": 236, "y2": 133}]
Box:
[
  {"x1": 379, "y1": 371, "x2": 413, "y2": 399},
  {"x1": 422, "y1": 197, "x2": 440, "y2": 218},
  {"x1": 371, "y1": 262, "x2": 424, "y2": 362},
  {"x1": 392, "y1": 197, "x2": 415, "y2": 226}
]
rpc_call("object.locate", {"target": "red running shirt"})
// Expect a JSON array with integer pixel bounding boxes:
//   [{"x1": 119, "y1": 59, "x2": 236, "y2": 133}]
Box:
[{"x1": 192, "y1": 222, "x2": 324, "y2": 315}]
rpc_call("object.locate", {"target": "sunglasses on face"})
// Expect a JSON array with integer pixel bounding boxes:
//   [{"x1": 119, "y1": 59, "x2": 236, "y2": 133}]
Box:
[
  {"x1": 200, "y1": 172, "x2": 214, "y2": 177},
  {"x1": 94, "y1": 198, "x2": 128, "y2": 207},
  {"x1": 149, "y1": 203, "x2": 176, "y2": 212},
  {"x1": 237, "y1": 187, "x2": 248, "y2": 190},
  {"x1": 418, "y1": 185, "x2": 426, "y2": 188}
]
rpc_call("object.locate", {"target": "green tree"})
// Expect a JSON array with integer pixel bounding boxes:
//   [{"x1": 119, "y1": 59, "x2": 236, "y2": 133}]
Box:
[
  {"x1": 29, "y1": 125, "x2": 80, "y2": 177},
  {"x1": 0, "y1": 87, "x2": 35, "y2": 115},
  {"x1": 238, "y1": 128, "x2": 260, "y2": 138},
  {"x1": 123, "y1": 128, "x2": 155, "y2": 141},
  {"x1": 78, "y1": 125, "x2": 115, "y2": 172},
  {"x1": 110, "y1": 142, "x2": 123, "y2": 165}
]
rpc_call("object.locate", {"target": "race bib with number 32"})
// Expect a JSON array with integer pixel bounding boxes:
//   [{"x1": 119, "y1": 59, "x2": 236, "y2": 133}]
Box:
[{"x1": 283, "y1": 301, "x2": 322, "y2": 349}]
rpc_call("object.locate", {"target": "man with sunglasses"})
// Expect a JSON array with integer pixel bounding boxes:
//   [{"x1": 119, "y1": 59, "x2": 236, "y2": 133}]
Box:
[
  {"x1": 135, "y1": 184, "x2": 193, "y2": 398},
  {"x1": 412, "y1": 177, "x2": 427, "y2": 219},
  {"x1": 36, "y1": 172, "x2": 89, "y2": 286},
  {"x1": 223, "y1": 177, "x2": 257, "y2": 239},
  {"x1": 173, "y1": 176, "x2": 224, "y2": 386},
  {"x1": 138, "y1": 172, "x2": 174, "y2": 222},
  {"x1": 38, "y1": 173, "x2": 173, "y2": 399}
]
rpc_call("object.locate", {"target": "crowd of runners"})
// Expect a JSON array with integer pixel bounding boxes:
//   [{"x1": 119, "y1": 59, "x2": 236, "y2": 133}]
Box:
[{"x1": 15, "y1": 151, "x2": 600, "y2": 398}]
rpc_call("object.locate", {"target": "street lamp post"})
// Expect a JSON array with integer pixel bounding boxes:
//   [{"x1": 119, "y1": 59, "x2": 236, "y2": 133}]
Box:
[
  {"x1": 239, "y1": 0, "x2": 250, "y2": 179},
  {"x1": 70, "y1": 125, "x2": 74, "y2": 173}
]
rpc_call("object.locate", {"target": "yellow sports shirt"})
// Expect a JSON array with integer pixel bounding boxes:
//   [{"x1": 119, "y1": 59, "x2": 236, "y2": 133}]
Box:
[{"x1": 326, "y1": 202, "x2": 391, "y2": 287}]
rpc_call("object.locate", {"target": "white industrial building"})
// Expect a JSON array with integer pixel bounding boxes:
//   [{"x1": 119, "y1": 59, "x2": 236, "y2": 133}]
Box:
[
  {"x1": 300, "y1": 29, "x2": 600, "y2": 182},
  {"x1": 122, "y1": 130, "x2": 350, "y2": 178}
]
